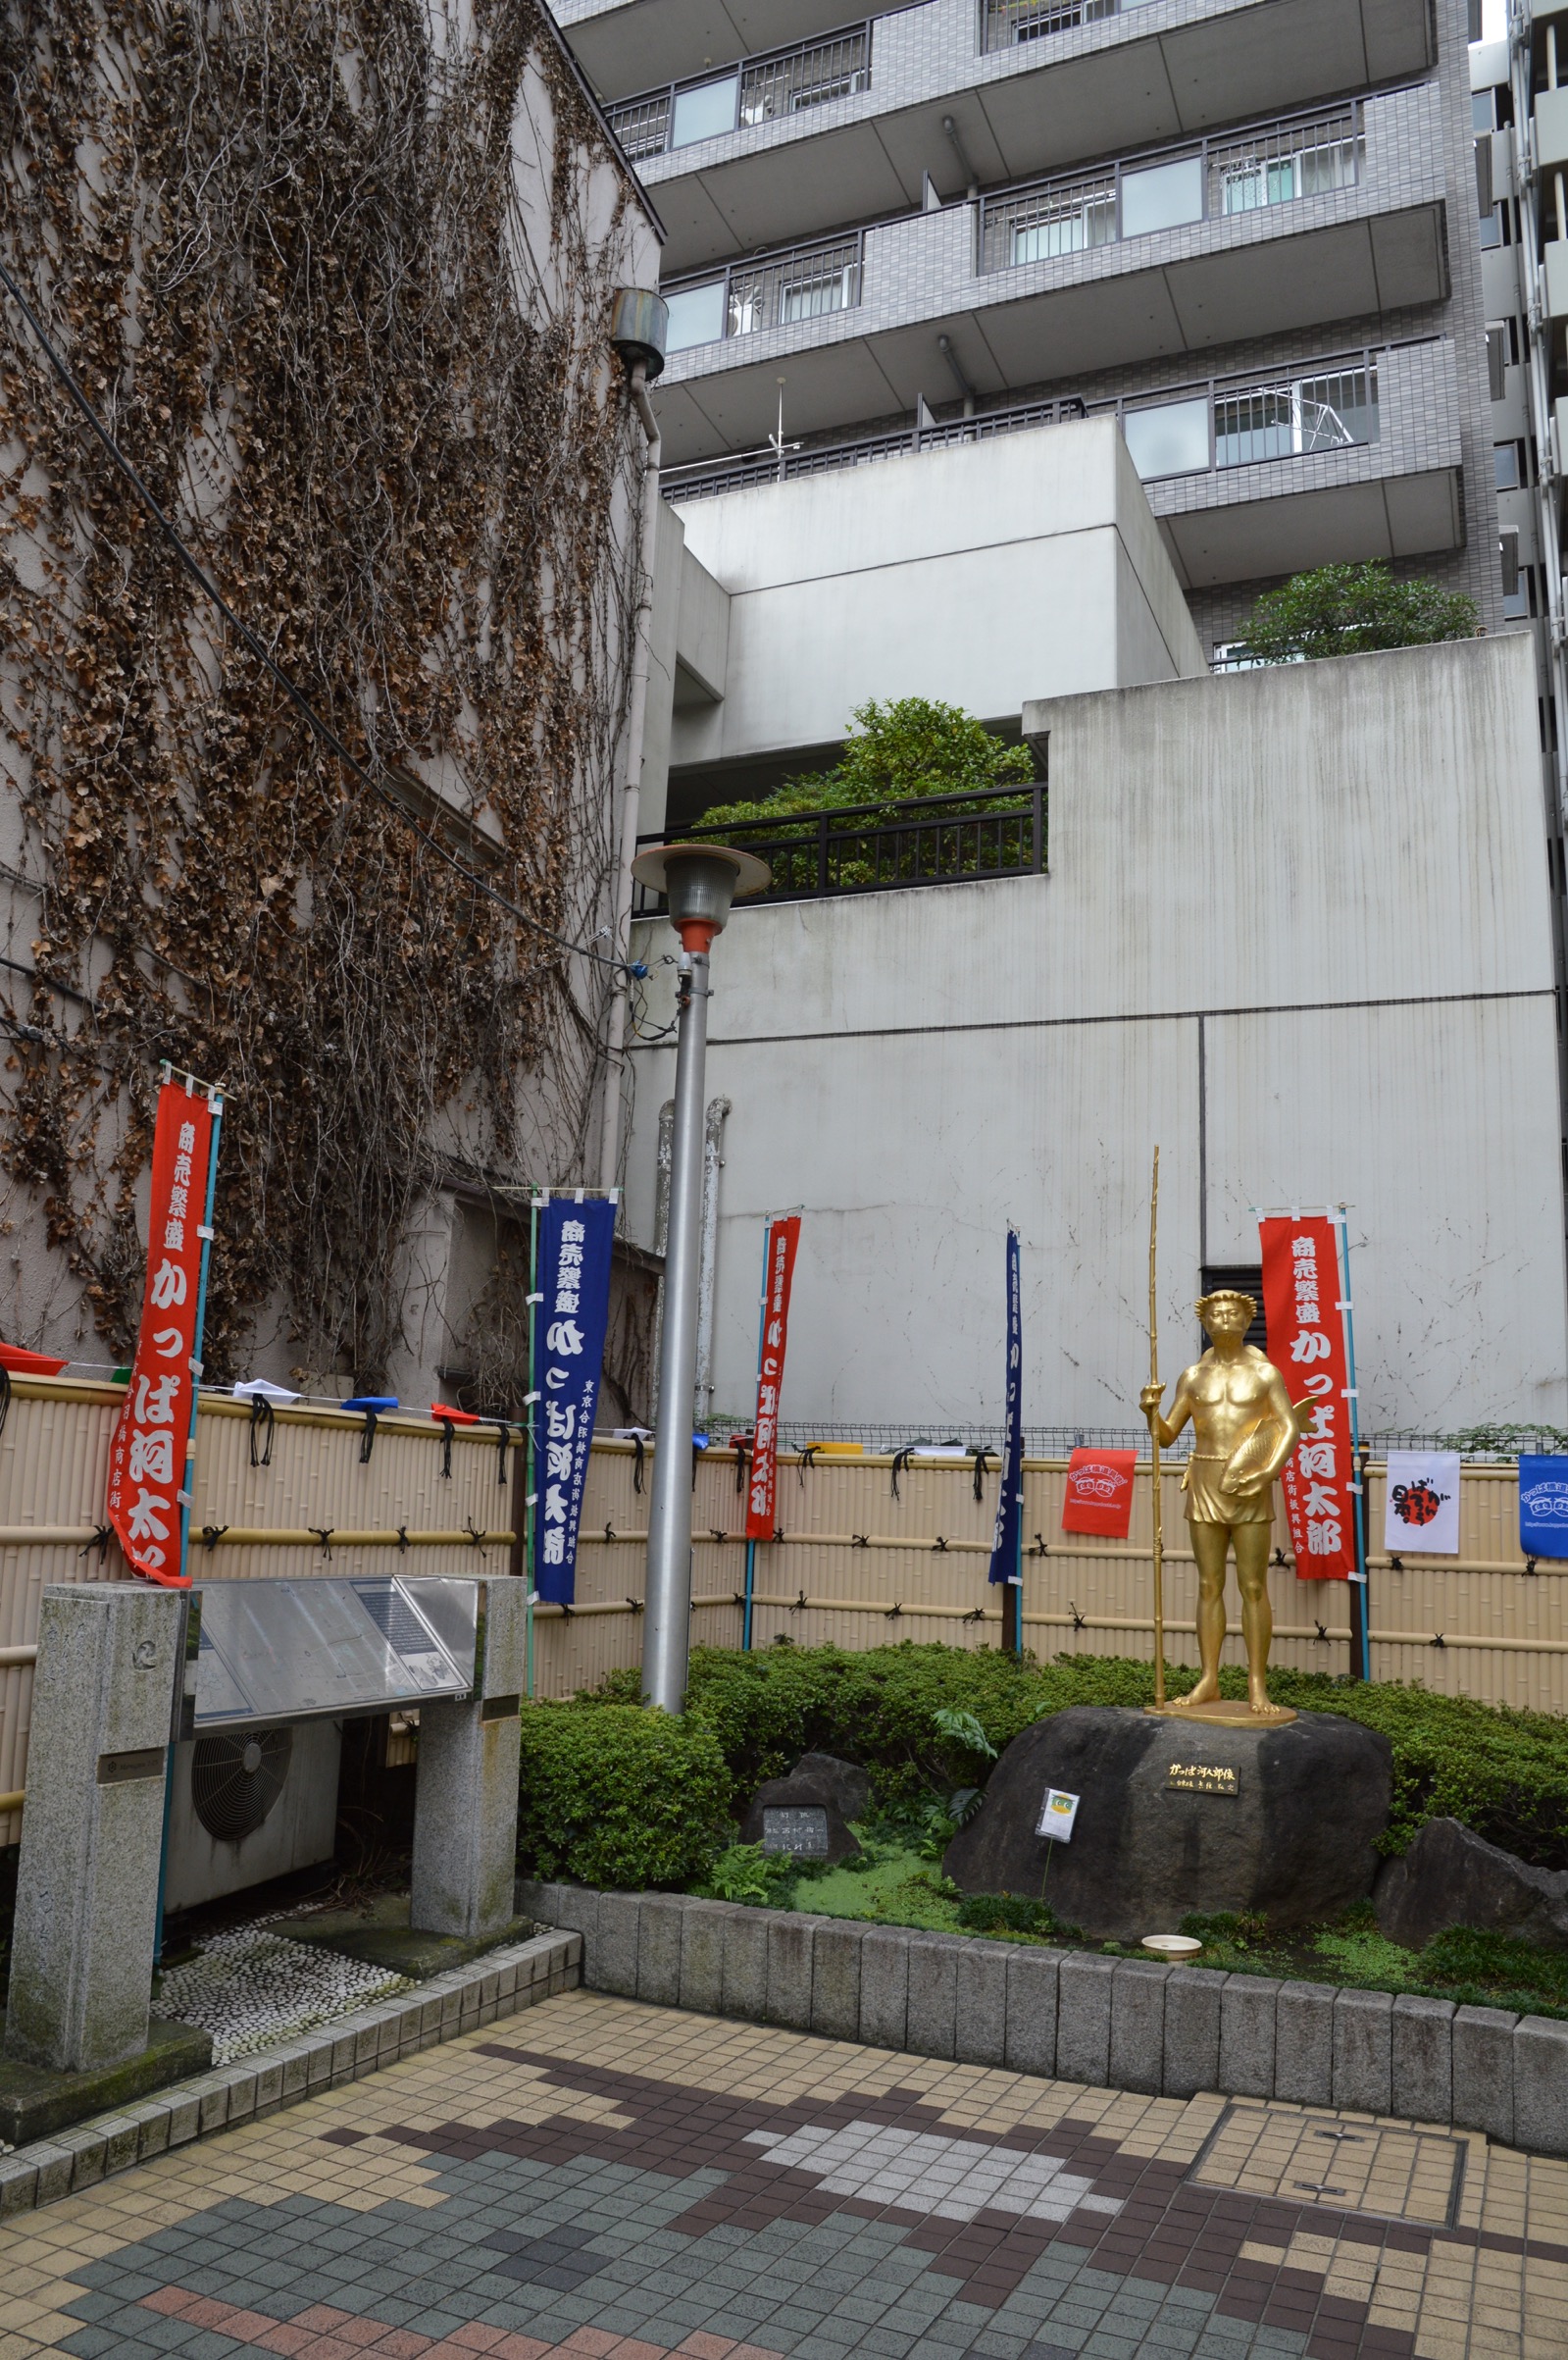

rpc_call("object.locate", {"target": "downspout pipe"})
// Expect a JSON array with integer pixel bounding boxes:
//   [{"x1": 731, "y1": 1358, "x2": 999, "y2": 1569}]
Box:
[{"x1": 599, "y1": 303, "x2": 667, "y2": 1198}]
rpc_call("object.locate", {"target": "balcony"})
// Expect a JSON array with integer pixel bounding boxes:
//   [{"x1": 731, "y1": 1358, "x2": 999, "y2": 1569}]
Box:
[
  {"x1": 607, "y1": 26, "x2": 872, "y2": 162},
  {"x1": 632, "y1": 783, "x2": 1045, "y2": 910},
  {"x1": 621, "y1": 0, "x2": 1433, "y2": 276},
  {"x1": 558, "y1": 0, "x2": 868, "y2": 102},
  {"x1": 652, "y1": 83, "x2": 1445, "y2": 466},
  {"x1": 664, "y1": 335, "x2": 1464, "y2": 589}
]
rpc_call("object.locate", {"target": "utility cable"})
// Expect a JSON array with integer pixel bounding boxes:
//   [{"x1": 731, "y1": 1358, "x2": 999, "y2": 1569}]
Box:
[{"x1": 0, "y1": 256, "x2": 646, "y2": 981}]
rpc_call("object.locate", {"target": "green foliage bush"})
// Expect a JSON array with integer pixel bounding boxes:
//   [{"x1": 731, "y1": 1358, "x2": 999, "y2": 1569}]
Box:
[
  {"x1": 591, "y1": 1644, "x2": 1568, "y2": 1869},
  {"x1": 1239, "y1": 562, "x2": 1478, "y2": 662},
  {"x1": 699, "y1": 697, "x2": 1034, "y2": 831},
  {"x1": 516, "y1": 1702, "x2": 733, "y2": 1890}
]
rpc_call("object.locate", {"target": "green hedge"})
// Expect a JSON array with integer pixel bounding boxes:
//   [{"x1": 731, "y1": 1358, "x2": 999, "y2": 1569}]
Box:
[
  {"x1": 516, "y1": 1702, "x2": 733, "y2": 1890},
  {"x1": 591, "y1": 1644, "x2": 1568, "y2": 1869}
]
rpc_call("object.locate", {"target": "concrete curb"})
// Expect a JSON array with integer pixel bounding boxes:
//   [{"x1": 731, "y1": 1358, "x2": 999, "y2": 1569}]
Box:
[
  {"x1": 0, "y1": 1927, "x2": 581, "y2": 2221},
  {"x1": 518, "y1": 1881, "x2": 1568, "y2": 2156}
]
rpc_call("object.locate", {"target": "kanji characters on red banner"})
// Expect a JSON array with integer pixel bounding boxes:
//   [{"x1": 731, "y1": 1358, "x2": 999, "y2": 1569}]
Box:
[
  {"x1": 745, "y1": 1215, "x2": 801, "y2": 1541},
  {"x1": 1060, "y1": 1447, "x2": 1138, "y2": 1538},
  {"x1": 1258, "y1": 1214, "x2": 1358, "y2": 1581},
  {"x1": 106, "y1": 1083, "x2": 217, "y2": 1587}
]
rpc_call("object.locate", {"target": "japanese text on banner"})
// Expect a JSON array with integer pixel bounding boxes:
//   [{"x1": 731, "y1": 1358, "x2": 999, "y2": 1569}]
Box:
[
  {"x1": 105, "y1": 1083, "x2": 216, "y2": 1587},
  {"x1": 746, "y1": 1215, "x2": 801, "y2": 1541},
  {"x1": 1258, "y1": 1214, "x2": 1358, "y2": 1580},
  {"x1": 531, "y1": 1197, "x2": 615, "y2": 1606}
]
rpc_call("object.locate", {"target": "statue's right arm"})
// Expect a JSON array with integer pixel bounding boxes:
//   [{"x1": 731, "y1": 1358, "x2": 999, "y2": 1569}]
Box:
[{"x1": 1142, "y1": 1368, "x2": 1192, "y2": 1449}]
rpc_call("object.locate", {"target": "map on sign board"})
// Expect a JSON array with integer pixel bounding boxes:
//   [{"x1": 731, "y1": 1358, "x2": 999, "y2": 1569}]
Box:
[
  {"x1": 1036, "y1": 1788, "x2": 1081, "y2": 1843},
  {"x1": 191, "y1": 1576, "x2": 479, "y2": 1727}
]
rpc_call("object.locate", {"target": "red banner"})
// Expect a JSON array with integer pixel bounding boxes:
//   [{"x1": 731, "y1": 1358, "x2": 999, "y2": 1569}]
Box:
[
  {"x1": 1258, "y1": 1214, "x2": 1358, "y2": 1581},
  {"x1": 1060, "y1": 1447, "x2": 1137, "y2": 1537},
  {"x1": 745, "y1": 1215, "x2": 801, "y2": 1540},
  {"x1": 106, "y1": 1083, "x2": 217, "y2": 1587}
]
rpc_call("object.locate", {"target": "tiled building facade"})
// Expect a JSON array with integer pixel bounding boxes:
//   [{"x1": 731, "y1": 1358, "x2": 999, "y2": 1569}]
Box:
[{"x1": 563, "y1": 0, "x2": 1511, "y2": 666}]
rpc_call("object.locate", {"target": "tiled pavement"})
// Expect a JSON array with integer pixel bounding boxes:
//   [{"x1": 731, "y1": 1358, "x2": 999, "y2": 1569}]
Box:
[{"x1": 1, "y1": 1993, "x2": 1565, "y2": 2360}]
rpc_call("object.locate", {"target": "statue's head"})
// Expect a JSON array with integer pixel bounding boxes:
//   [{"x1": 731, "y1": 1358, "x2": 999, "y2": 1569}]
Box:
[{"x1": 1194, "y1": 1289, "x2": 1256, "y2": 1341}]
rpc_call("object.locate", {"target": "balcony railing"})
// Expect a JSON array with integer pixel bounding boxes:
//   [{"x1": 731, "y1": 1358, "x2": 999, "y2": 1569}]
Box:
[
  {"x1": 633, "y1": 783, "x2": 1044, "y2": 909},
  {"x1": 664, "y1": 233, "x2": 864, "y2": 354},
  {"x1": 980, "y1": 103, "x2": 1361, "y2": 270},
  {"x1": 662, "y1": 340, "x2": 1392, "y2": 500},
  {"x1": 981, "y1": 0, "x2": 1147, "y2": 48},
  {"x1": 606, "y1": 23, "x2": 871, "y2": 162}
]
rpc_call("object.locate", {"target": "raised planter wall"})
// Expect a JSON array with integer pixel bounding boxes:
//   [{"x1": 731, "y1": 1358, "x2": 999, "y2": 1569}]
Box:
[{"x1": 519, "y1": 1881, "x2": 1568, "y2": 2158}]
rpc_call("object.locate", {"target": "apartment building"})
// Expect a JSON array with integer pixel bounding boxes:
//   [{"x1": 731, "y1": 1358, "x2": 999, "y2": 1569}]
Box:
[{"x1": 562, "y1": 0, "x2": 1504, "y2": 720}]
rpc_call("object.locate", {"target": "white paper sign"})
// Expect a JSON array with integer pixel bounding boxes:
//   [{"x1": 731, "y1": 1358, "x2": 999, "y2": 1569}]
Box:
[
  {"x1": 1384, "y1": 1451, "x2": 1461, "y2": 1556},
  {"x1": 1037, "y1": 1787, "x2": 1080, "y2": 1843}
]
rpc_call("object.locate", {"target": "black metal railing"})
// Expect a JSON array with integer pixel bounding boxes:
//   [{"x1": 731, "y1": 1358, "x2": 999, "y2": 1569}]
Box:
[{"x1": 634, "y1": 782, "x2": 1044, "y2": 910}]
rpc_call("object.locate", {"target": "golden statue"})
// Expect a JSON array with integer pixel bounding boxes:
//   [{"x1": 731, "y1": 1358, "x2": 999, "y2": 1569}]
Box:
[{"x1": 1140, "y1": 1289, "x2": 1302, "y2": 1724}]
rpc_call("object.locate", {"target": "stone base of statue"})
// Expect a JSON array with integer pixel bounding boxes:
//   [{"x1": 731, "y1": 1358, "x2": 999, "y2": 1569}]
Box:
[{"x1": 942, "y1": 1705, "x2": 1391, "y2": 1942}]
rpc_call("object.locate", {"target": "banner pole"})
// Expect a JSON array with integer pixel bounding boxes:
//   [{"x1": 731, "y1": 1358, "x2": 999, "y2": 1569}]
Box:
[
  {"x1": 1336, "y1": 1207, "x2": 1371, "y2": 1682},
  {"x1": 158, "y1": 1079, "x2": 221, "y2": 1965},
  {"x1": 1148, "y1": 1147, "x2": 1166, "y2": 1709}
]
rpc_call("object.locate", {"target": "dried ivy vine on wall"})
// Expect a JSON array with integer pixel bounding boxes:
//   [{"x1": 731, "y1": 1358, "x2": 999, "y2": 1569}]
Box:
[{"x1": 0, "y1": 0, "x2": 642, "y2": 1390}]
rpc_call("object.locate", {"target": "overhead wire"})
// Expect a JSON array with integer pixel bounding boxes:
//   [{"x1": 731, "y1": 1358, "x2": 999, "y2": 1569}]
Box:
[{"x1": 0, "y1": 254, "x2": 648, "y2": 983}]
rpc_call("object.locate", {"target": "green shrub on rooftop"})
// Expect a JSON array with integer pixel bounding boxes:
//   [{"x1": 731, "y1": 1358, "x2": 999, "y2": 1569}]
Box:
[
  {"x1": 699, "y1": 696, "x2": 1035, "y2": 832},
  {"x1": 1238, "y1": 562, "x2": 1479, "y2": 663},
  {"x1": 515, "y1": 1700, "x2": 732, "y2": 1890}
]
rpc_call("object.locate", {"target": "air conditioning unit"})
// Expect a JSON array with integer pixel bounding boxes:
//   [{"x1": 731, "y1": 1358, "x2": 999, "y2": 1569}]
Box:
[{"x1": 163, "y1": 1719, "x2": 342, "y2": 1912}]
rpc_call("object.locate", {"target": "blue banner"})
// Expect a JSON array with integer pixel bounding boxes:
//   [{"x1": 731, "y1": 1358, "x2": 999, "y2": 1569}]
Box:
[
  {"x1": 987, "y1": 1228, "x2": 1023, "y2": 1586},
  {"x1": 1519, "y1": 1455, "x2": 1568, "y2": 1561},
  {"x1": 532, "y1": 1197, "x2": 615, "y2": 1605}
]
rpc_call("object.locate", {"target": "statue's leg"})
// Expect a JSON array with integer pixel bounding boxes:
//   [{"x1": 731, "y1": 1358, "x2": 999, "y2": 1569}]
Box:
[
  {"x1": 1179, "y1": 1522, "x2": 1229, "y2": 1704},
  {"x1": 1234, "y1": 1523, "x2": 1274, "y2": 1712}
]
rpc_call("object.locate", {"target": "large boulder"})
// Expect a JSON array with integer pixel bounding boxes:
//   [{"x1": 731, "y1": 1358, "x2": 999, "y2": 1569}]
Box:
[
  {"x1": 1374, "y1": 1817, "x2": 1568, "y2": 1952},
  {"x1": 942, "y1": 1705, "x2": 1391, "y2": 1941},
  {"x1": 738, "y1": 1753, "x2": 866, "y2": 1863}
]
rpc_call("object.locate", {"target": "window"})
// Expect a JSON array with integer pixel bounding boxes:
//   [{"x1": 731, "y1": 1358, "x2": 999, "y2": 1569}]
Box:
[
  {"x1": 671, "y1": 73, "x2": 738, "y2": 147},
  {"x1": 664, "y1": 281, "x2": 727, "y2": 351},
  {"x1": 1120, "y1": 154, "x2": 1203, "y2": 237},
  {"x1": 1011, "y1": 192, "x2": 1116, "y2": 262},
  {"x1": 779, "y1": 265, "x2": 855, "y2": 323},
  {"x1": 1123, "y1": 396, "x2": 1209, "y2": 478},
  {"x1": 1494, "y1": 439, "x2": 1525, "y2": 490}
]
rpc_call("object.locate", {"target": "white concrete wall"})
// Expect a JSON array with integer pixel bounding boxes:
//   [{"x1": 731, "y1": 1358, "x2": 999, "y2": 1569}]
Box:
[
  {"x1": 625, "y1": 632, "x2": 1568, "y2": 1436},
  {"x1": 664, "y1": 419, "x2": 1206, "y2": 769}
]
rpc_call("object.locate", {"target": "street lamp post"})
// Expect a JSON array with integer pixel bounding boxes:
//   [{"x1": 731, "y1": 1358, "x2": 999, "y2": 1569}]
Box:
[{"x1": 628, "y1": 843, "x2": 770, "y2": 1713}]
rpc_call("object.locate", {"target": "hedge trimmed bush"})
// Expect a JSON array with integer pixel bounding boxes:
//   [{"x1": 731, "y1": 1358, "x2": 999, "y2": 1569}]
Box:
[
  {"x1": 516, "y1": 1702, "x2": 733, "y2": 1890},
  {"x1": 591, "y1": 1644, "x2": 1568, "y2": 1869}
]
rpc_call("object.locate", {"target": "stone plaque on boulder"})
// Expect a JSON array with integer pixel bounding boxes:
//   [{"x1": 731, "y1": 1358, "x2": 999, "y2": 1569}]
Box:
[
  {"x1": 942, "y1": 1705, "x2": 1391, "y2": 1941},
  {"x1": 739, "y1": 1752, "x2": 864, "y2": 1864},
  {"x1": 762, "y1": 1807, "x2": 831, "y2": 1858}
]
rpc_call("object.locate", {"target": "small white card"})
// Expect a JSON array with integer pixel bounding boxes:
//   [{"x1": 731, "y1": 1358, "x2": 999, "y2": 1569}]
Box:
[{"x1": 1037, "y1": 1787, "x2": 1080, "y2": 1843}]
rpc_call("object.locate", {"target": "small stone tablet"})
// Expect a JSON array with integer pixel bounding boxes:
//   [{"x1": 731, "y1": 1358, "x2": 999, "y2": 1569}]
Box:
[{"x1": 762, "y1": 1806, "x2": 831, "y2": 1857}]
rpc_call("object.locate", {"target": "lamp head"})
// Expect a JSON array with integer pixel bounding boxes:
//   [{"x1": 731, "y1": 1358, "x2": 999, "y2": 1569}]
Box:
[{"x1": 629, "y1": 843, "x2": 771, "y2": 953}]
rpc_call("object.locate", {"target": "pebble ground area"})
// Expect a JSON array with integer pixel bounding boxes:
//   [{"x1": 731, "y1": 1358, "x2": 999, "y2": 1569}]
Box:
[{"x1": 1, "y1": 1992, "x2": 1563, "y2": 2360}]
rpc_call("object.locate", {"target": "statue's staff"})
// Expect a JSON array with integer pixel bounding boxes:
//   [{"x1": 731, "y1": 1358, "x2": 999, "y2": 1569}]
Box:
[{"x1": 1148, "y1": 1145, "x2": 1165, "y2": 1712}]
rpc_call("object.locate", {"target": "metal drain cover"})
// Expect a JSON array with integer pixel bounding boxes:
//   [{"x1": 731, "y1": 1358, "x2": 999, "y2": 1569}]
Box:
[{"x1": 1188, "y1": 2103, "x2": 1465, "y2": 2226}]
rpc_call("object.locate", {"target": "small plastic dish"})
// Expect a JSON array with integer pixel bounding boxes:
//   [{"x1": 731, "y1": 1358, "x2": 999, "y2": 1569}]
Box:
[{"x1": 1140, "y1": 1934, "x2": 1203, "y2": 1958}]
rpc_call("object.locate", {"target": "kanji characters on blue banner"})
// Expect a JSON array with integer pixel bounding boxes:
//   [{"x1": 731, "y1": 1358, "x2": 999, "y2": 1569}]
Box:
[
  {"x1": 532, "y1": 1197, "x2": 614, "y2": 1605},
  {"x1": 987, "y1": 1227, "x2": 1023, "y2": 1587}
]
